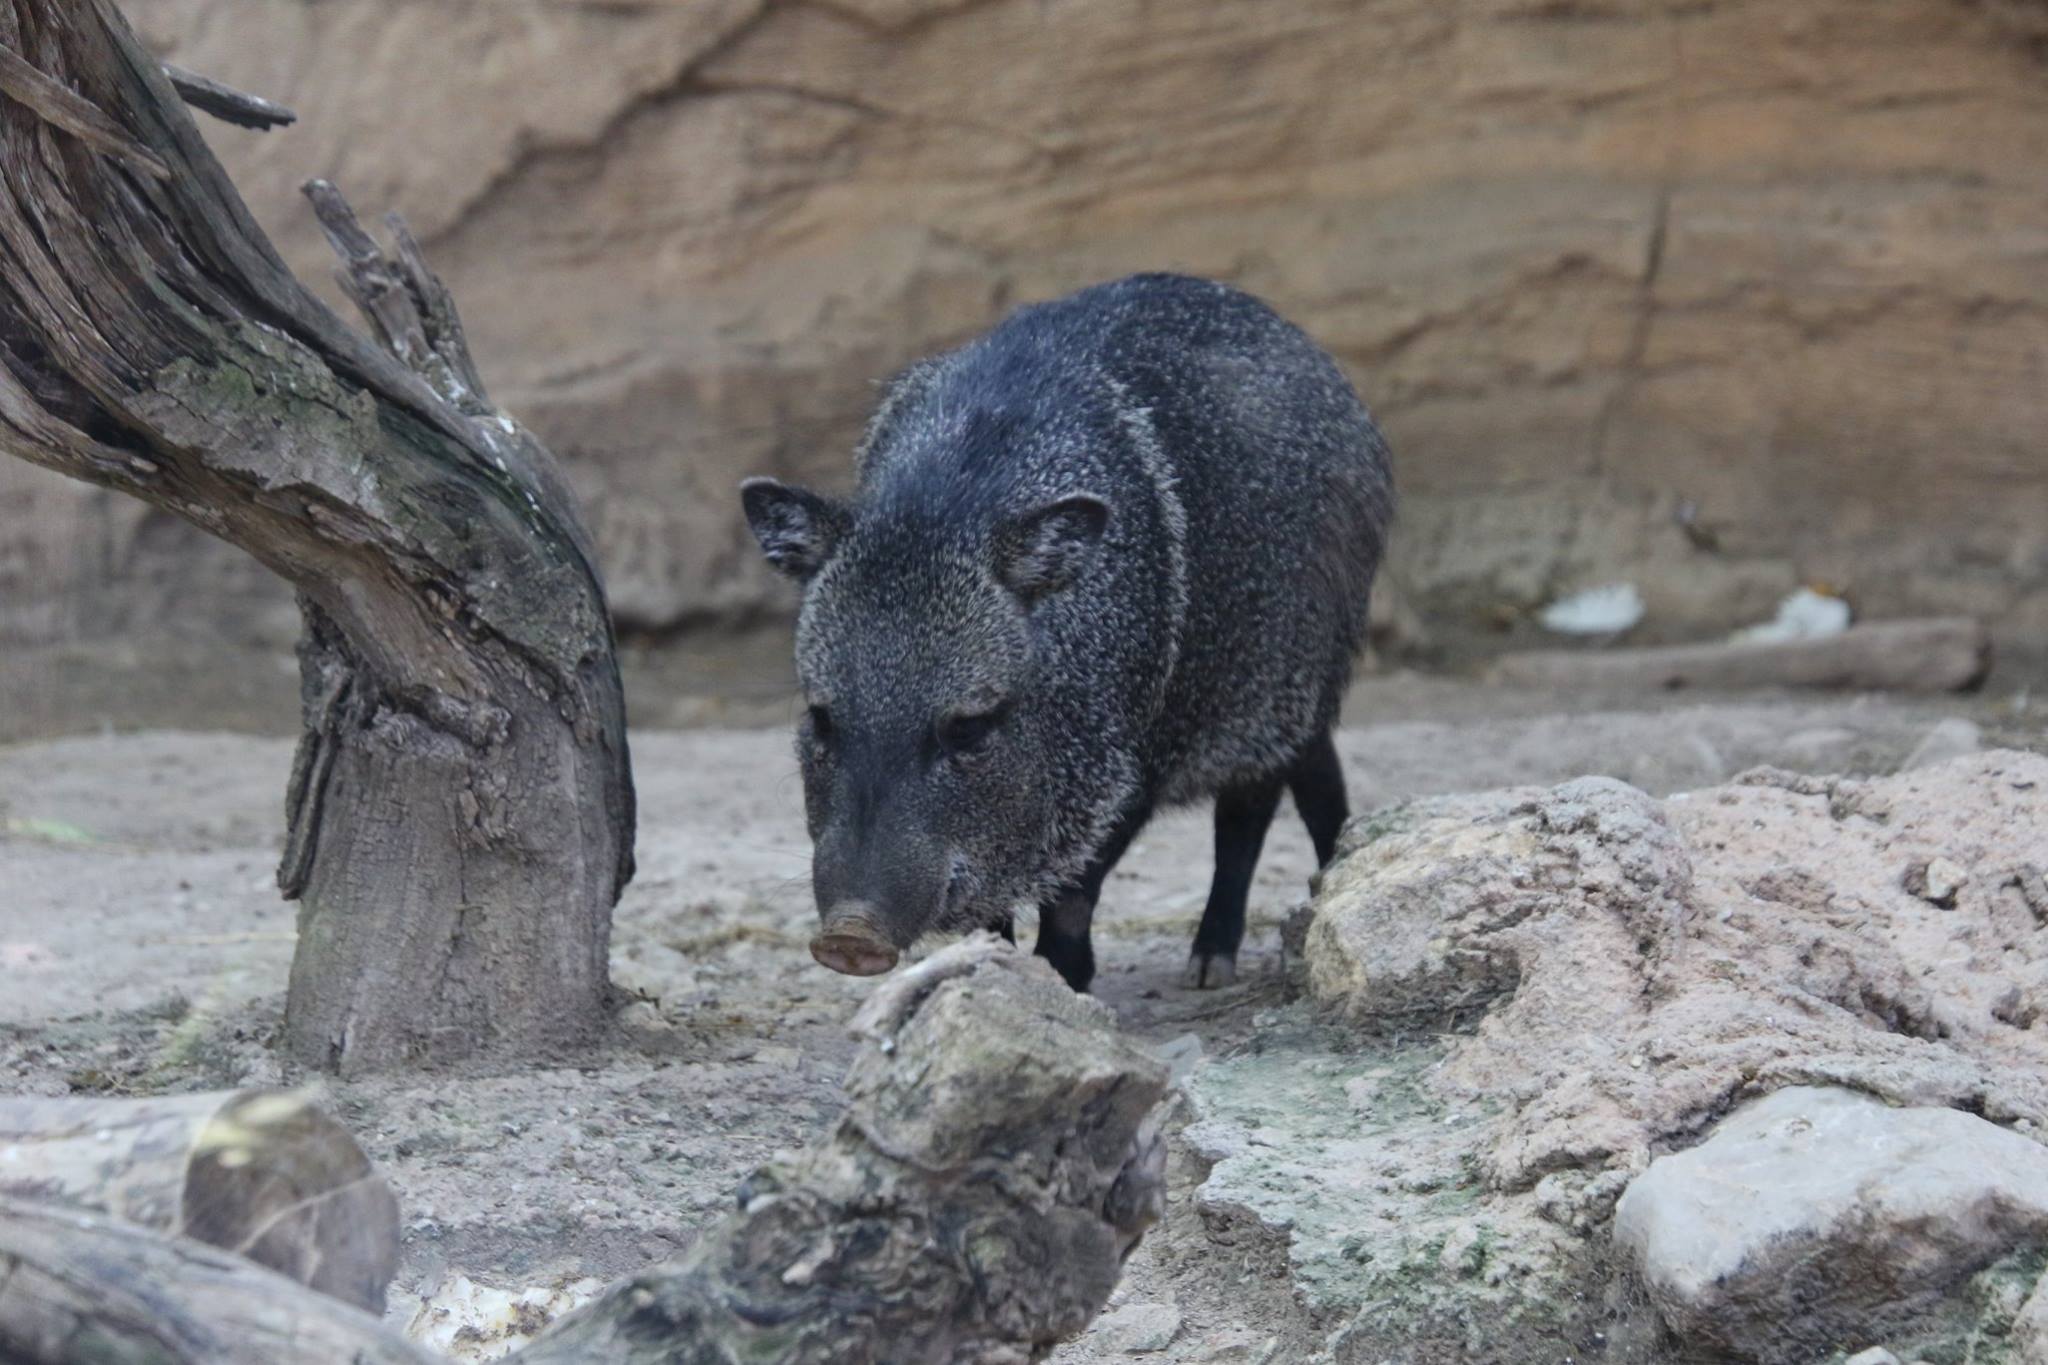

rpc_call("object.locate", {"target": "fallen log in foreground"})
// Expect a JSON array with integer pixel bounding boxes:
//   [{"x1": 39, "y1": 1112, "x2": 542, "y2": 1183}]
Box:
[
  {"x1": 0, "y1": 939, "x2": 1168, "y2": 1365},
  {"x1": 1487, "y1": 617, "x2": 1990, "y2": 693},
  {"x1": 0, "y1": 1090, "x2": 399, "y2": 1312},
  {"x1": 0, "y1": 1198, "x2": 436, "y2": 1365}
]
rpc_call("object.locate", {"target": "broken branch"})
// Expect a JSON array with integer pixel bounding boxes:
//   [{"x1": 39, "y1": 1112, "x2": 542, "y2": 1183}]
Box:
[{"x1": 163, "y1": 62, "x2": 296, "y2": 129}]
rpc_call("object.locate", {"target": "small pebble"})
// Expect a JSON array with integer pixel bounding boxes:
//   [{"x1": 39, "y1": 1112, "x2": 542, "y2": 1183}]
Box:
[{"x1": 1905, "y1": 856, "x2": 1969, "y2": 908}]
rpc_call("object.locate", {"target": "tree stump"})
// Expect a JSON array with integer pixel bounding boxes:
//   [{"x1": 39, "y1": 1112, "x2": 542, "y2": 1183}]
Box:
[
  {"x1": 0, "y1": 0, "x2": 634, "y2": 1073},
  {"x1": 0, "y1": 1090, "x2": 399, "y2": 1312}
]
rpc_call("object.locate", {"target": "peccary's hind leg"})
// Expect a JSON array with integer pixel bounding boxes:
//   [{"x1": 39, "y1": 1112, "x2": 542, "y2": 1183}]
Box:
[
  {"x1": 1185, "y1": 775, "x2": 1285, "y2": 989},
  {"x1": 1289, "y1": 730, "x2": 1349, "y2": 866},
  {"x1": 1036, "y1": 801, "x2": 1151, "y2": 993}
]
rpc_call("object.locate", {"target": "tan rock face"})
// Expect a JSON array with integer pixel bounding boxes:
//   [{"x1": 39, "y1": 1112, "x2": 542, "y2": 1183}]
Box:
[{"x1": 8, "y1": 0, "x2": 2046, "y2": 654}]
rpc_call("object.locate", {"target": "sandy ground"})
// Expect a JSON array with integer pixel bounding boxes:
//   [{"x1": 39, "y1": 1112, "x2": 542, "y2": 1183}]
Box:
[{"x1": 1, "y1": 685, "x2": 2042, "y2": 1359}]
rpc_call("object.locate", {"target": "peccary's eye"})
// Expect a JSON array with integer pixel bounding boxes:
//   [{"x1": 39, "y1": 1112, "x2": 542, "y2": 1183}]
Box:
[
  {"x1": 937, "y1": 708, "x2": 1003, "y2": 758},
  {"x1": 805, "y1": 705, "x2": 835, "y2": 744}
]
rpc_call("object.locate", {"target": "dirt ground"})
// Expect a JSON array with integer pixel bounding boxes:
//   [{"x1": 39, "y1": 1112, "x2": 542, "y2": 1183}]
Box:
[{"x1": 1, "y1": 677, "x2": 2042, "y2": 1360}]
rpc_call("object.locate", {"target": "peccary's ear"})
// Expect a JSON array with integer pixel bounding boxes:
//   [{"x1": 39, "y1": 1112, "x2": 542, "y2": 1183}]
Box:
[
  {"x1": 996, "y1": 494, "x2": 1109, "y2": 601},
  {"x1": 741, "y1": 477, "x2": 848, "y2": 580}
]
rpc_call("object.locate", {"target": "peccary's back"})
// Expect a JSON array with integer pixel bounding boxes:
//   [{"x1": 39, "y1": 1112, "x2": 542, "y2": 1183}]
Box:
[
  {"x1": 1082, "y1": 276, "x2": 1390, "y2": 800},
  {"x1": 863, "y1": 273, "x2": 1392, "y2": 806}
]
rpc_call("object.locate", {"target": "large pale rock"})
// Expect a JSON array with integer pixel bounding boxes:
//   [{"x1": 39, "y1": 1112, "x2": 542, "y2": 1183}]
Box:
[
  {"x1": 1194, "y1": 753, "x2": 2048, "y2": 1360},
  {"x1": 1304, "y1": 776, "x2": 1690, "y2": 1030},
  {"x1": 8, "y1": 0, "x2": 2048, "y2": 664},
  {"x1": 1304, "y1": 751, "x2": 2048, "y2": 1192},
  {"x1": 1614, "y1": 1086, "x2": 2048, "y2": 1362}
]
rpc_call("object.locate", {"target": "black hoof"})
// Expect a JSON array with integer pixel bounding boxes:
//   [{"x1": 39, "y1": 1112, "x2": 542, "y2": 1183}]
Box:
[{"x1": 1181, "y1": 950, "x2": 1237, "y2": 990}]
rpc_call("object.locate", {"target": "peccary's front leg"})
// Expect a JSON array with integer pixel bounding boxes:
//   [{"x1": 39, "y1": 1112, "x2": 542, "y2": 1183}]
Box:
[
  {"x1": 1034, "y1": 891, "x2": 1096, "y2": 992},
  {"x1": 1185, "y1": 775, "x2": 1285, "y2": 989},
  {"x1": 1035, "y1": 801, "x2": 1152, "y2": 992}
]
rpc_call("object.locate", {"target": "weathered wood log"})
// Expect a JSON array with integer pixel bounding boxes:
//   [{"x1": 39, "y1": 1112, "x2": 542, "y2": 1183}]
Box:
[
  {"x1": 1486, "y1": 617, "x2": 1991, "y2": 694},
  {"x1": 0, "y1": 941, "x2": 1170, "y2": 1365},
  {"x1": 0, "y1": 1090, "x2": 399, "y2": 1312},
  {"x1": 0, "y1": 1197, "x2": 439, "y2": 1365},
  {"x1": 0, "y1": 0, "x2": 634, "y2": 1073},
  {"x1": 517, "y1": 939, "x2": 1169, "y2": 1365}
]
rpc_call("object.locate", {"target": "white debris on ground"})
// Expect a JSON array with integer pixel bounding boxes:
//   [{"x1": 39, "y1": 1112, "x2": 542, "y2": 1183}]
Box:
[
  {"x1": 1538, "y1": 583, "x2": 1645, "y2": 636},
  {"x1": 1730, "y1": 585, "x2": 1853, "y2": 644},
  {"x1": 404, "y1": 1272, "x2": 607, "y2": 1360}
]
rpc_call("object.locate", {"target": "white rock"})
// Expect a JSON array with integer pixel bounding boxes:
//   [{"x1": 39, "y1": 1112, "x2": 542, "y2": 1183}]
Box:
[
  {"x1": 1925, "y1": 856, "x2": 1969, "y2": 905},
  {"x1": 1843, "y1": 1349, "x2": 1901, "y2": 1365},
  {"x1": 1092, "y1": 1301, "x2": 1183, "y2": 1354},
  {"x1": 1614, "y1": 1086, "x2": 2048, "y2": 1363},
  {"x1": 1904, "y1": 855, "x2": 1969, "y2": 907}
]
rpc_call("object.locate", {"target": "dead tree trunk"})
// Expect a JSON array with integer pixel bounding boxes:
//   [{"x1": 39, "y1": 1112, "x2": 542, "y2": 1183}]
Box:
[
  {"x1": 0, "y1": 0, "x2": 634, "y2": 1073},
  {"x1": 0, "y1": 1091, "x2": 399, "y2": 1312},
  {"x1": 0, "y1": 941, "x2": 1170, "y2": 1365}
]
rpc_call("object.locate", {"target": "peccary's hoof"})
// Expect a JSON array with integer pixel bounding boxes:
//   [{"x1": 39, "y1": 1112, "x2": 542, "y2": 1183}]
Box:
[{"x1": 1182, "y1": 951, "x2": 1237, "y2": 990}]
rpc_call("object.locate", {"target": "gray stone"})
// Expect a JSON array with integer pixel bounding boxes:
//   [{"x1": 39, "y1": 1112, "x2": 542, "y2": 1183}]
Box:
[
  {"x1": 1614, "y1": 1086, "x2": 2048, "y2": 1363},
  {"x1": 1092, "y1": 1301, "x2": 1182, "y2": 1354}
]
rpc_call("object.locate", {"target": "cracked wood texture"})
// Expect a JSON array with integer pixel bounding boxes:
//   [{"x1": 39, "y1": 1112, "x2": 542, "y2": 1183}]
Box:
[
  {"x1": 0, "y1": 1091, "x2": 399, "y2": 1313},
  {"x1": 0, "y1": 0, "x2": 634, "y2": 1074},
  {"x1": 0, "y1": 1197, "x2": 441, "y2": 1365},
  {"x1": 0, "y1": 942, "x2": 1171, "y2": 1365}
]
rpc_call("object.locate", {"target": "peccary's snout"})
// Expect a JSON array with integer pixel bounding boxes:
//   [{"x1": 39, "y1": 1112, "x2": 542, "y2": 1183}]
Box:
[
  {"x1": 810, "y1": 901, "x2": 901, "y2": 977},
  {"x1": 808, "y1": 807, "x2": 958, "y2": 975}
]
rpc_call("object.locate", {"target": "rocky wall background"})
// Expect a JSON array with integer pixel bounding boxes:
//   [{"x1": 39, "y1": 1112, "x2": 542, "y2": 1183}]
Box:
[{"x1": 5, "y1": 0, "x2": 2046, "y2": 666}]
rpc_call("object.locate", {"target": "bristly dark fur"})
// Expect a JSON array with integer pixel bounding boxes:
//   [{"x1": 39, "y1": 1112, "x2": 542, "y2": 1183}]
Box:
[{"x1": 742, "y1": 272, "x2": 1393, "y2": 969}]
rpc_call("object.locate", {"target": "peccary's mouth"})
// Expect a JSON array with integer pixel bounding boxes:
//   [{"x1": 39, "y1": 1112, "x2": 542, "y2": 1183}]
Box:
[{"x1": 810, "y1": 905, "x2": 901, "y2": 976}]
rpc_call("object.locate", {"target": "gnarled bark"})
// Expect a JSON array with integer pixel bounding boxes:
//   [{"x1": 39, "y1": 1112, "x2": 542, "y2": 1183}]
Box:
[
  {"x1": 0, "y1": 1090, "x2": 399, "y2": 1313},
  {"x1": 0, "y1": 941, "x2": 1170, "y2": 1365},
  {"x1": 0, "y1": 0, "x2": 633, "y2": 1073}
]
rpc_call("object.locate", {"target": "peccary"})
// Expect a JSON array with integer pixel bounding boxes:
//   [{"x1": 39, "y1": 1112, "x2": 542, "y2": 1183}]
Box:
[{"x1": 741, "y1": 273, "x2": 1392, "y2": 991}]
